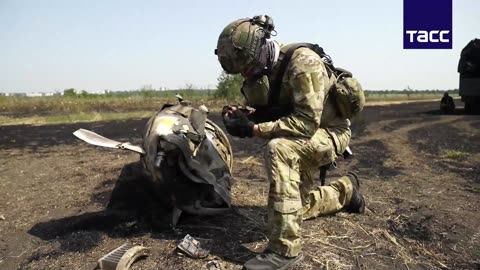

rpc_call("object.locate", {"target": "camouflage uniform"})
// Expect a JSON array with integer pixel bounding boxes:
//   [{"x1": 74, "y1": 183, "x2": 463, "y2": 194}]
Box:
[{"x1": 242, "y1": 45, "x2": 354, "y2": 257}]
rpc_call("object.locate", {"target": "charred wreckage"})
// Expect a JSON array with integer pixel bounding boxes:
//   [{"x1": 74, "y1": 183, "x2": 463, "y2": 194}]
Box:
[{"x1": 74, "y1": 100, "x2": 233, "y2": 226}]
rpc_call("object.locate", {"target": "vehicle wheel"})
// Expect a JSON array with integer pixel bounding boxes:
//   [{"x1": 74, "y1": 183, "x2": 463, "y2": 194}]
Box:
[
  {"x1": 465, "y1": 99, "x2": 472, "y2": 114},
  {"x1": 473, "y1": 99, "x2": 480, "y2": 115}
]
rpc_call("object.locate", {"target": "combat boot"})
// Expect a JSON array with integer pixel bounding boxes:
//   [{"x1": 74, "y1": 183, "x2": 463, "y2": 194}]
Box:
[
  {"x1": 343, "y1": 171, "x2": 365, "y2": 214},
  {"x1": 243, "y1": 251, "x2": 304, "y2": 270}
]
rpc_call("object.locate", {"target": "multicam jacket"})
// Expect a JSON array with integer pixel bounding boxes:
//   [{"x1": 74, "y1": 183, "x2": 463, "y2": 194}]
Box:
[{"x1": 241, "y1": 44, "x2": 351, "y2": 155}]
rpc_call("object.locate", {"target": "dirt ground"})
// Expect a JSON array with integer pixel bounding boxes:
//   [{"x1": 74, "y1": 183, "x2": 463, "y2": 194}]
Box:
[{"x1": 0, "y1": 100, "x2": 479, "y2": 270}]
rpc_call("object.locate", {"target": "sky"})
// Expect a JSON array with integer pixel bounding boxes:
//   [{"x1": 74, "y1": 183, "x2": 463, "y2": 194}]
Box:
[{"x1": 0, "y1": 0, "x2": 479, "y2": 93}]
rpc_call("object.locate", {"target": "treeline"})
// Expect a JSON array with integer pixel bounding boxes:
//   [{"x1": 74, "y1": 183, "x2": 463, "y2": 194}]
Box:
[
  {"x1": 40, "y1": 88, "x2": 463, "y2": 99},
  {"x1": 58, "y1": 72, "x2": 243, "y2": 99},
  {"x1": 59, "y1": 70, "x2": 458, "y2": 99},
  {"x1": 5, "y1": 87, "x2": 458, "y2": 99},
  {"x1": 365, "y1": 89, "x2": 459, "y2": 96},
  {"x1": 62, "y1": 88, "x2": 216, "y2": 99},
  {"x1": 2, "y1": 71, "x2": 458, "y2": 99}
]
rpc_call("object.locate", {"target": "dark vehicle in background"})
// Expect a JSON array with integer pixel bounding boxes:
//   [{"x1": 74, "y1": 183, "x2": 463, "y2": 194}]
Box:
[{"x1": 458, "y1": 38, "x2": 480, "y2": 114}]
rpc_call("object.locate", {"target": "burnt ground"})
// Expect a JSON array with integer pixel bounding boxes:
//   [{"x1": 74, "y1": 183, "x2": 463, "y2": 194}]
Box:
[{"x1": 0, "y1": 100, "x2": 479, "y2": 270}]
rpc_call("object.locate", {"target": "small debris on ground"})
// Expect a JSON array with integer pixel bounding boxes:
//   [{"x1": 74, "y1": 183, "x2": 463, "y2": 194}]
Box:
[
  {"x1": 206, "y1": 259, "x2": 222, "y2": 270},
  {"x1": 97, "y1": 243, "x2": 150, "y2": 270},
  {"x1": 177, "y1": 234, "x2": 212, "y2": 259}
]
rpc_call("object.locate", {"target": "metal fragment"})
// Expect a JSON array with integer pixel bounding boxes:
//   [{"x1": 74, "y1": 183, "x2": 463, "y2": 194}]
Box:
[
  {"x1": 177, "y1": 234, "x2": 212, "y2": 259},
  {"x1": 97, "y1": 243, "x2": 149, "y2": 270}
]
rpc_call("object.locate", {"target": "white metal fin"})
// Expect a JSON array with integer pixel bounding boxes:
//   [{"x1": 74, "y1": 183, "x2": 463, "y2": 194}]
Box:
[{"x1": 73, "y1": 129, "x2": 145, "y2": 154}]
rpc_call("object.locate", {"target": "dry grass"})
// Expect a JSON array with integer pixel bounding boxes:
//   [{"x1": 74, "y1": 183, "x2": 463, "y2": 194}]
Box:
[
  {"x1": 365, "y1": 93, "x2": 453, "y2": 103},
  {"x1": 295, "y1": 207, "x2": 454, "y2": 270},
  {"x1": 0, "y1": 93, "x2": 451, "y2": 126},
  {"x1": 366, "y1": 98, "x2": 442, "y2": 106},
  {"x1": 239, "y1": 156, "x2": 263, "y2": 166},
  {"x1": 0, "y1": 95, "x2": 243, "y2": 126},
  {"x1": 0, "y1": 111, "x2": 154, "y2": 126},
  {"x1": 230, "y1": 179, "x2": 447, "y2": 270},
  {"x1": 440, "y1": 149, "x2": 470, "y2": 160},
  {"x1": 0, "y1": 96, "x2": 242, "y2": 118}
]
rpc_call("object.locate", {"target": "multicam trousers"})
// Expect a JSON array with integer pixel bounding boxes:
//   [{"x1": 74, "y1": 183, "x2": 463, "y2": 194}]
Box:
[{"x1": 264, "y1": 128, "x2": 353, "y2": 257}]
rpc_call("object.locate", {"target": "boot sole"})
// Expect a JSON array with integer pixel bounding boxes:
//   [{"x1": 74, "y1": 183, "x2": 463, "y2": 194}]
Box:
[
  {"x1": 278, "y1": 253, "x2": 304, "y2": 270},
  {"x1": 242, "y1": 253, "x2": 304, "y2": 270}
]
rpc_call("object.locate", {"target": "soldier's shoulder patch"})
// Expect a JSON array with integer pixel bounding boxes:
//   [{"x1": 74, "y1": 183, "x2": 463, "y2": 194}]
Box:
[{"x1": 288, "y1": 48, "x2": 323, "y2": 77}]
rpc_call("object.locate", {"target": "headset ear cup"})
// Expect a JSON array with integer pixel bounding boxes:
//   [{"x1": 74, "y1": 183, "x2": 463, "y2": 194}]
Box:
[
  {"x1": 265, "y1": 15, "x2": 275, "y2": 33},
  {"x1": 251, "y1": 15, "x2": 275, "y2": 38},
  {"x1": 244, "y1": 27, "x2": 266, "y2": 70}
]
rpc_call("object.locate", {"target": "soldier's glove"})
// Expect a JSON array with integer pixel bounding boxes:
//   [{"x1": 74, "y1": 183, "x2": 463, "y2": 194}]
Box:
[
  {"x1": 222, "y1": 109, "x2": 254, "y2": 138},
  {"x1": 222, "y1": 105, "x2": 255, "y2": 116}
]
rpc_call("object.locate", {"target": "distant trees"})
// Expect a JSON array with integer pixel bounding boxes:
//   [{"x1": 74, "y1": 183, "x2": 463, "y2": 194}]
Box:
[
  {"x1": 214, "y1": 71, "x2": 243, "y2": 98},
  {"x1": 57, "y1": 84, "x2": 459, "y2": 101},
  {"x1": 63, "y1": 88, "x2": 77, "y2": 97},
  {"x1": 63, "y1": 88, "x2": 91, "y2": 98}
]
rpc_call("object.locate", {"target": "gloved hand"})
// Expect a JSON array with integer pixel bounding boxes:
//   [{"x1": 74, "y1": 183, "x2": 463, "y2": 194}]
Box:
[
  {"x1": 222, "y1": 105, "x2": 237, "y2": 116},
  {"x1": 222, "y1": 109, "x2": 255, "y2": 138},
  {"x1": 222, "y1": 105, "x2": 254, "y2": 116}
]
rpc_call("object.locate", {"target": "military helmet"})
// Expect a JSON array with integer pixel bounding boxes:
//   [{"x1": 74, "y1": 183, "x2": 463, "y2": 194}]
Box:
[
  {"x1": 215, "y1": 15, "x2": 275, "y2": 75},
  {"x1": 334, "y1": 77, "x2": 365, "y2": 119}
]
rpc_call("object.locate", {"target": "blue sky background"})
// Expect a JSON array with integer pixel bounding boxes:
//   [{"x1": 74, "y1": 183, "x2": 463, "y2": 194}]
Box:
[{"x1": 0, "y1": 0, "x2": 479, "y2": 92}]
